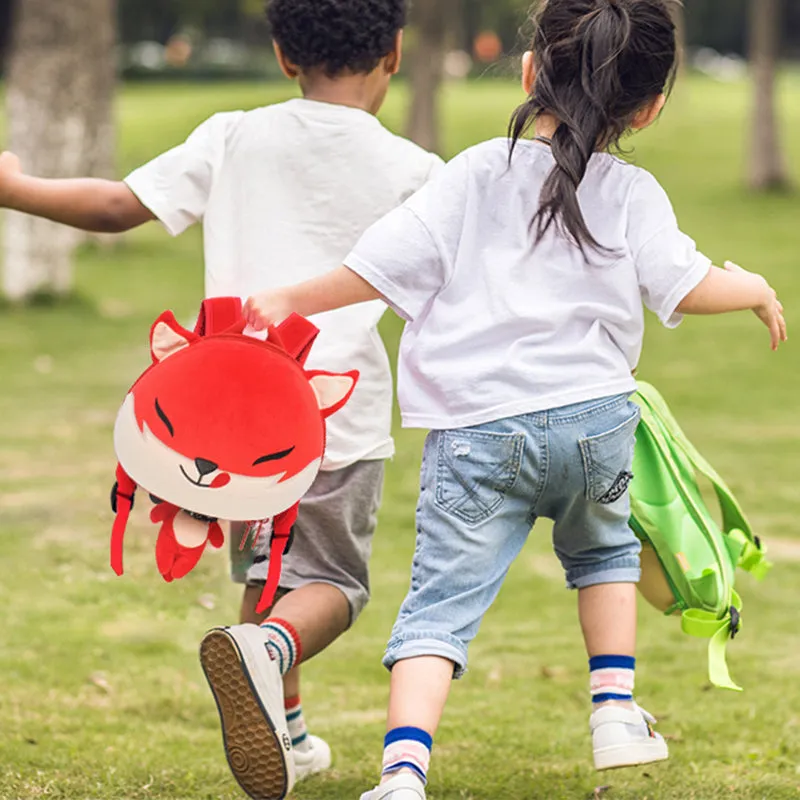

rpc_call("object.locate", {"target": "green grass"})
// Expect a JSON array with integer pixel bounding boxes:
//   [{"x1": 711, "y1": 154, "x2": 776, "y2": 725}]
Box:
[{"x1": 1, "y1": 75, "x2": 800, "y2": 800}]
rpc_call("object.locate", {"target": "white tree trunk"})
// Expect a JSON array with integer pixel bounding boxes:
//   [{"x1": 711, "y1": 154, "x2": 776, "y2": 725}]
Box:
[
  {"x1": 2, "y1": 0, "x2": 116, "y2": 302},
  {"x1": 748, "y1": 0, "x2": 789, "y2": 190}
]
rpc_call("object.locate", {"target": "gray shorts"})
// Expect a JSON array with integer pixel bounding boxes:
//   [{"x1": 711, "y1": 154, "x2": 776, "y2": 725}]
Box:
[{"x1": 230, "y1": 460, "x2": 384, "y2": 624}]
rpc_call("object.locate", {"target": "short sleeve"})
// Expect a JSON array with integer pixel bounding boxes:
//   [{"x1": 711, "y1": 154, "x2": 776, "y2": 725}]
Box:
[
  {"x1": 344, "y1": 152, "x2": 470, "y2": 322},
  {"x1": 424, "y1": 152, "x2": 446, "y2": 181},
  {"x1": 124, "y1": 112, "x2": 243, "y2": 236},
  {"x1": 627, "y1": 170, "x2": 712, "y2": 328},
  {"x1": 394, "y1": 143, "x2": 446, "y2": 204}
]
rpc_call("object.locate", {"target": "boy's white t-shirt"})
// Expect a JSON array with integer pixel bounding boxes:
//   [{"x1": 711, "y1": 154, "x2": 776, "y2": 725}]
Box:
[
  {"x1": 125, "y1": 98, "x2": 443, "y2": 469},
  {"x1": 345, "y1": 138, "x2": 712, "y2": 430}
]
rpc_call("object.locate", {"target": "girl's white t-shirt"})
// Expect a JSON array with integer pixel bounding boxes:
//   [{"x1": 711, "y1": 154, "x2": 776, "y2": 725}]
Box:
[
  {"x1": 125, "y1": 98, "x2": 443, "y2": 469},
  {"x1": 345, "y1": 138, "x2": 711, "y2": 431}
]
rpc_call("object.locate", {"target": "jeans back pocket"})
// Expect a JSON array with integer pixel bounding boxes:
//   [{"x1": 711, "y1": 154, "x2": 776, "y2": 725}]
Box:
[
  {"x1": 434, "y1": 429, "x2": 524, "y2": 526},
  {"x1": 578, "y1": 407, "x2": 640, "y2": 505}
]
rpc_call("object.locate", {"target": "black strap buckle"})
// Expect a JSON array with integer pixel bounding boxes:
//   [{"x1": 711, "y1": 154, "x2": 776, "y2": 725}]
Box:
[
  {"x1": 729, "y1": 606, "x2": 741, "y2": 639},
  {"x1": 110, "y1": 482, "x2": 135, "y2": 514}
]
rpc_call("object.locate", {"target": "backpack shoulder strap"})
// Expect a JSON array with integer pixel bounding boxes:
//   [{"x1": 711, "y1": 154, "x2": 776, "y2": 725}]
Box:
[
  {"x1": 194, "y1": 297, "x2": 243, "y2": 337},
  {"x1": 631, "y1": 385, "x2": 745, "y2": 691},
  {"x1": 636, "y1": 382, "x2": 770, "y2": 579}
]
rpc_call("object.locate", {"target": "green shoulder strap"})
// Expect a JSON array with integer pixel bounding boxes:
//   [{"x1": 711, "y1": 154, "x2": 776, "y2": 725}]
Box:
[
  {"x1": 635, "y1": 383, "x2": 771, "y2": 580},
  {"x1": 631, "y1": 385, "x2": 755, "y2": 690},
  {"x1": 681, "y1": 591, "x2": 743, "y2": 691}
]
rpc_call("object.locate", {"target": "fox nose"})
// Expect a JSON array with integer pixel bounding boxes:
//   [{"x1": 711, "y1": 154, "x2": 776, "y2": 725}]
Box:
[{"x1": 195, "y1": 457, "x2": 218, "y2": 477}]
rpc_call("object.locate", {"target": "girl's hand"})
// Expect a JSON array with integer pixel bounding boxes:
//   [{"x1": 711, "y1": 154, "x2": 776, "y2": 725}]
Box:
[
  {"x1": 243, "y1": 289, "x2": 294, "y2": 331},
  {"x1": 243, "y1": 267, "x2": 382, "y2": 332},
  {"x1": 724, "y1": 261, "x2": 787, "y2": 351}
]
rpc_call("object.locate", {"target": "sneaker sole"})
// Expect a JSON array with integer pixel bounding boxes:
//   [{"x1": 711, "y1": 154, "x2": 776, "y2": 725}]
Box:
[
  {"x1": 200, "y1": 629, "x2": 291, "y2": 800},
  {"x1": 594, "y1": 741, "x2": 669, "y2": 771}
]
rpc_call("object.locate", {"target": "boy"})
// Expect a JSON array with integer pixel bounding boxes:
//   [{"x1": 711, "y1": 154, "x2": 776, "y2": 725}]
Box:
[{"x1": 0, "y1": 1, "x2": 442, "y2": 798}]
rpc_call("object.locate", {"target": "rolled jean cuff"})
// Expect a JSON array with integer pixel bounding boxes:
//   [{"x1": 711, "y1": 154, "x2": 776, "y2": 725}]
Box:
[
  {"x1": 383, "y1": 631, "x2": 468, "y2": 680},
  {"x1": 566, "y1": 557, "x2": 642, "y2": 590}
]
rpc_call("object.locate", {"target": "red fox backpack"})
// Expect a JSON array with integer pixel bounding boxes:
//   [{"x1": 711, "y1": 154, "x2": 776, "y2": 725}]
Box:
[
  {"x1": 109, "y1": 297, "x2": 358, "y2": 613},
  {"x1": 630, "y1": 382, "x2": 771, "y2": 691}
]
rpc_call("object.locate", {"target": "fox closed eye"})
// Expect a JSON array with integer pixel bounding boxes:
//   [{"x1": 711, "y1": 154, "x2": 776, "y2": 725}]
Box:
[
  {"x1": 252, "y1": 446, "x2": 295, "y2": 466},
  {"x1": 154, "y1": 399, "x2": 174, "y2": 437}
]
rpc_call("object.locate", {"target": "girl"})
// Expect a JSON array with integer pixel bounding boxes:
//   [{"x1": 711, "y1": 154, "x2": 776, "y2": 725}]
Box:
[{"x1": 244, "y1": 0, "x2": 786, "y2": 797}]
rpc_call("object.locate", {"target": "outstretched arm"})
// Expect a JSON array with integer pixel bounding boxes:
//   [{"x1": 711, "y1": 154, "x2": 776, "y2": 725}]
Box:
[
  {"x1": 244, "y1": 266, "x2": 383, "y2": 330},
  {"x1": 0, "y1": 151, "x2": 155, "y2": 233},
  {"x1": 677, "y1": 261, "x2": 787, "y2": 351}
]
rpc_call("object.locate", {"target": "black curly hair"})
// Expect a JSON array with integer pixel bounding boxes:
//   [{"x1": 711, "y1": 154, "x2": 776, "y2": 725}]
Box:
[{"x1": 266, "y1": 0, "x2": 407, "y2": 78}]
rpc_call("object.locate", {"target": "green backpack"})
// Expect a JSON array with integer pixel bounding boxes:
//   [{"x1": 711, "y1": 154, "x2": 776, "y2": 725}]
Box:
[{"x1": 629, "y1": 382, "x2": 771, "y2": 691}]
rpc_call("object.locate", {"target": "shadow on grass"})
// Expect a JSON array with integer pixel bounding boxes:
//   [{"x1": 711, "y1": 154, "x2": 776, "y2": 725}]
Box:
[{"x1": 0, "y1": 289, "x2": 97, "y2": 315}]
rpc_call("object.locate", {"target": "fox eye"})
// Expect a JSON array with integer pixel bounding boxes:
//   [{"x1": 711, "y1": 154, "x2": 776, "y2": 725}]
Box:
[
  {"x1": 155, "y1": 399, "x2": 174, "y2": 437},
  {"x1": 253, "y1": 447, "x2": 295, "y2": 466}
]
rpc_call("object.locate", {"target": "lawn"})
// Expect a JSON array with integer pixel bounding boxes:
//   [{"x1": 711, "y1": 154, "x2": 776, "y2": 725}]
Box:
[{"x1": 1, "y1": 75, "x2": 799, "y2": 800}]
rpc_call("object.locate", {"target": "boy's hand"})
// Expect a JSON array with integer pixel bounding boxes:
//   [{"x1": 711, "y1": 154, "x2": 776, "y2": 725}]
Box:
[
  {"x1": 0, "y1": 152, "x2": 23, "y2": 205},
  {"x1": 243, "y1": 289, "x2": 293, "y2": 331},
  {"x1": 724, "y1": 261, "x2": 787, "y2": 351}
]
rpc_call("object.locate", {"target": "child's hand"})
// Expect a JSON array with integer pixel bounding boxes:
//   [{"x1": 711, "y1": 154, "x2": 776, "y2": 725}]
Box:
[
  {"x1": 243, "y1": 289, "x2": 293, "y2": 331},
  {"x1": 0, "y1": 152, "x2": 22, "y2": 205},
  {"x1": 724, "y1": 261, "x2": 787, "y2": 351},
  {"x1": 244, "y1": 267, "x2": 381, "y2": 330}
]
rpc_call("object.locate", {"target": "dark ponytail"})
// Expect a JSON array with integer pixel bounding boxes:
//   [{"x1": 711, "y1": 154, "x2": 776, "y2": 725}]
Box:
[{"x1": 510, "y1": 0, "x2": 677, "y2": 254}]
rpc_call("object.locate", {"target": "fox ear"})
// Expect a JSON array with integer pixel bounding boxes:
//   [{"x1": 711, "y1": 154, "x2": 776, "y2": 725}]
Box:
[
  {"x1": 307, "y1": 370, "x2": 359, "y2": 418},
  {"x1": 150, "y1": 312, "x2": 196, "y2": 363}
]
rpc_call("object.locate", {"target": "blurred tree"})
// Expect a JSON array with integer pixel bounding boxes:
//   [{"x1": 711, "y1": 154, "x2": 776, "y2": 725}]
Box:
[
  {"x1": 477, "y1": 0, "x2": 532, "y2": 51},
  {"x1": 406, "y1": 0, "x2": 454, "y2": 153},
  {"x1": 748, "y1": 0, "x2": 790, "y2": 190},
  {"x1": 240, "y1": 0, "x2": 264, "y2": 17},
  {"x1": 117, "y1": 0, "x2": 266, "y2": 44},
  {"x1": 685, "y1": 0, "x2": 749, "y2": 54},
  {"x1": 2, "y1": 0, "x2": 117, "y2": 301},
  {"x1": 672, "y1": 1, "x2": 687, "y2": 75}
]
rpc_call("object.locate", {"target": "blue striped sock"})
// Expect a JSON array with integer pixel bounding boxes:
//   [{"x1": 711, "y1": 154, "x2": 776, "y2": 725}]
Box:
[
  {"x1": 285, "y1": 695, "x2": 311, "y2": 753},
  {"x1": 382, "y1": 726, "x2": 432, "y2": 785},
  {"x1": 589, "y1": 655, "x2": 636, "y2": 705}
]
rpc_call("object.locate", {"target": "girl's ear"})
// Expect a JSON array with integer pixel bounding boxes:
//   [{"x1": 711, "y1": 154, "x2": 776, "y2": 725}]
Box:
[
  {"x1": 632, "y1": 94, "x2": 667, "y2": 130},
  {"x1": 522, "y1": 51, "x2": 536, "y2": 96}
]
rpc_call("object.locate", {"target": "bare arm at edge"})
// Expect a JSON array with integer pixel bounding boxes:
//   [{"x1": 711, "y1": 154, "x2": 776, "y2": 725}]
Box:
[{"x1": 0, "y1": 151, "x2": 155, "y2": 233}]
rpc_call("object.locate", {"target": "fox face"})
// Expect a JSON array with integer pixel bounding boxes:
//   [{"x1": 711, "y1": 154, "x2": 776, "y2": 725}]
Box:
[{"x1": 114, "y1": 311, "x2": 357, "y2": 522}]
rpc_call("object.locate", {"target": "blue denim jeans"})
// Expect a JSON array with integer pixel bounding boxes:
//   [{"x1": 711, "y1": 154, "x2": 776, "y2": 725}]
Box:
[{"x1": 384, "y1": 393, "x2": 642, "y2": 678}]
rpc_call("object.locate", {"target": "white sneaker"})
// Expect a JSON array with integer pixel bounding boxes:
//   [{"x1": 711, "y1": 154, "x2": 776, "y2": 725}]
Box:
[
  {"x1": 200, "y1": 625, "x2": 296, "y2": 799},
  {"x1": 590, "y1": 703, "x2": 669, "y2": 771},
  {"x1": 294, "y1": 734, "x2": 332, "y2": 781},
  {"x1": 359, "y1": 773, "x2": 427, "y2": 800}
]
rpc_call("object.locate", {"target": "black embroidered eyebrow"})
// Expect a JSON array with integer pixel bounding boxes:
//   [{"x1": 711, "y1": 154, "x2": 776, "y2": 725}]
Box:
[
  {"x1": 155, "y1": 399, "x2": 174, "y2": 437},
  {"x1": 253, "y1": 447, "x2": 295, "y2": 466}
]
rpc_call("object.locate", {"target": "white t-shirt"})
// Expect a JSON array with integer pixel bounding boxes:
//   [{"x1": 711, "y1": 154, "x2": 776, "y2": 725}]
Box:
[
  {"x1": 345, "y1": 138, "x2": 711, "y2": 430},
  {"x1": 125, "y1": 98, "x2": 443, "y2": 469}
]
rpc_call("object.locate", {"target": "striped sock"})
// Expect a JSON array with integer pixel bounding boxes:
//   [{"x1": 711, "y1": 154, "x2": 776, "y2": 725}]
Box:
[
  {"x1": 589, "y1": 654, "x2": 636, "y2": 705},
  {"x1": 260, "y1": 618, "x2": 302, "y2": 676},
  {"x1": 382, "y1": 726, "x2": 432, "y2": 785},
  {"x1": 285, "y1": 695, "x2": 311, "y2": 753}
]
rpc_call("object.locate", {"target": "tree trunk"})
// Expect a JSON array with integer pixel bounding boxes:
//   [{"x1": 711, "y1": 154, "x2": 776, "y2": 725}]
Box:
[
  {"x1": 748, "y1": 0, "x2": 789, "y2": 190},
  {"x1": 2, "y1": 0, "x2": 117, "y2": 302},
  {"x1": 671, "y1": 2, "x2": 686, "y2": 79},
  {"x1": 406, "y1": 0, "x2": 451, "y2": 154}
]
